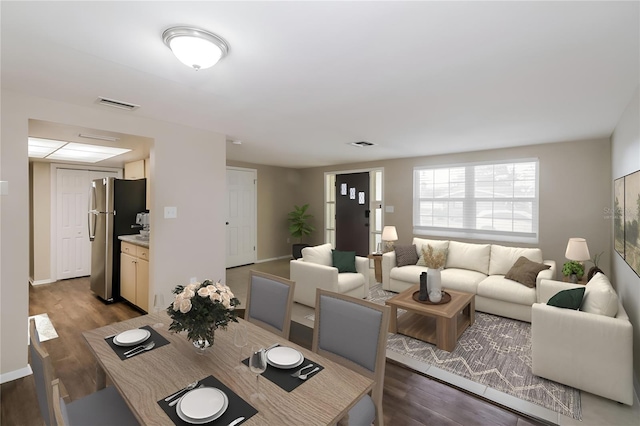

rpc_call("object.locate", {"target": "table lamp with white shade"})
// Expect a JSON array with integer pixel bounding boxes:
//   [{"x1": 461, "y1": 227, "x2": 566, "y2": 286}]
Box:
[
  {"x1": 382, "y1": 226, "x2": 398, "y2": 253},
  {"x1": 564, "y1": 237, "x2": 590, "y2": 283},
  {"x1": 565, "y1": 238, "x2": 590, "y2": 262}
]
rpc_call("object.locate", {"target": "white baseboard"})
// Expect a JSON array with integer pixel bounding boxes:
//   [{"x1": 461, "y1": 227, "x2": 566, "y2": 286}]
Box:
[
  {"x1": 0, "y1": 365, "x2": 33, "y2": 384},
  {"x1": 255, "y1": 255, "x2": 291, "y2": 263},
  {"x1": 30, "y1": 278, "x2": 55, "y2": 286}
]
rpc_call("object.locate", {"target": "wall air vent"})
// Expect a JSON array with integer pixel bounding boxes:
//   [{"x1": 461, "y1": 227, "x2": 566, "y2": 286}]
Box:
[
  {"x1": 348, "y1": 141, "x2": 376, "y2": 148},
  {"x1": 96, "y1": 96, "x2": 140, "y2": 111}
]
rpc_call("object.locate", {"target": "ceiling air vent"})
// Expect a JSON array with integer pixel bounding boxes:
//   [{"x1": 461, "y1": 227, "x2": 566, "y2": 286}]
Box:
[
  {"x1": 96, "y1": 96, "x2": 140, "y2": 111},
  {"x1": 349, "y1": 141, "x2": 376, "y2": 148}
]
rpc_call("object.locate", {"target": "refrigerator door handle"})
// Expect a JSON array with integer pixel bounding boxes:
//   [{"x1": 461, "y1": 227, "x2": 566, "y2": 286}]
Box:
[{"x1": 88, "y1": 185, "x2": 97, "y2": 241}]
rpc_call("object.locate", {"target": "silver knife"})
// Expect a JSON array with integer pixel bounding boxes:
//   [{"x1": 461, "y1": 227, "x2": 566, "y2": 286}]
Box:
[
  {"x1": 227, "y1": 417, "x2": 245, "y2": 426},
  {"x1": 265, "y1": 343, "x2": 279, "y2": 351}
]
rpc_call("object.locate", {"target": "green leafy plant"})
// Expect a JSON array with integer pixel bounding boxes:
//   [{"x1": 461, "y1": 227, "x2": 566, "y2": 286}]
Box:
[
  {"x1": 562, "y1": 261, "x2": 585, "y2": 277},
  {"x1": 287, "y1": 204, "x2": 315, "y2": 243}
]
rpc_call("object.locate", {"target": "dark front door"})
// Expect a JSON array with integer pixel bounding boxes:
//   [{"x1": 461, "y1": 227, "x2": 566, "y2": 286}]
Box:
[{"x1": 336, "y1": 172, "x2": 370, "y2": 256}]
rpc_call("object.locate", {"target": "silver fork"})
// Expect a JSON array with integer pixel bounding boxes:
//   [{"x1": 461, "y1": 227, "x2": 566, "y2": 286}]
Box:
[
  {"x1": 298, "y1": 367, "x2": 320, "y2": 380},
  {"x1": 290, "y1": 363, "x2": 314, "y2": 378}
]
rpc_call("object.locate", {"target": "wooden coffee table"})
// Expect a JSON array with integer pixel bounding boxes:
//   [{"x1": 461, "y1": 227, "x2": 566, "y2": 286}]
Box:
[{"x1": 385, "y1": 285, "x2": 475, "y2": 352}]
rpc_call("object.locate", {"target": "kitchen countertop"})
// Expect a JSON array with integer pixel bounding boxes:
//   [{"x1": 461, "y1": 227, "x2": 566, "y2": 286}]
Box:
[{"x1": 118, "y1": 234, "x2": 149, "y2": 248}]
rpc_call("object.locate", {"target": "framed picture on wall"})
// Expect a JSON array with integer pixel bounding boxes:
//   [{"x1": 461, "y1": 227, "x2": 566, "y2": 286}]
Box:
[
  {"x1": 624, "y1": 170, "x2": 640, "y2": 277},
  {"x1": 614, "y1": 176, "x2": 625, "y2": 258}
]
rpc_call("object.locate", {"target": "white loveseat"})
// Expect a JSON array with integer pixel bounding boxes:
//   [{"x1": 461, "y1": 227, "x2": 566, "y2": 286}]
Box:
[
  {"x1": 382, "y1": 238, "x2": 556, "y2": 322},
  {"x1": 531, "y1": 274, "x2": 633, "y2": 405},
  {"x1": 290, "y1": 243, "x2": 370, "y2": 307}
]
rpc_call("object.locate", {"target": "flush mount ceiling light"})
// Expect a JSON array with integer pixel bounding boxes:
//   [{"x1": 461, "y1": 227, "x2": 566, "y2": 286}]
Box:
[
  {"x1": 28, "y1": 138, "x2": 131, "y2": 163},
  {"x1": 162, "y1": 26, "x2": 229, "y2": 70}
]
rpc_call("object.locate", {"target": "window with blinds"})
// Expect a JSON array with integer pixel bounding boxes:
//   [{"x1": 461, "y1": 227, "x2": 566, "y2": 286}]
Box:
[{"x1": 413, "y1": 159, "x2": 539, "y2": 243}]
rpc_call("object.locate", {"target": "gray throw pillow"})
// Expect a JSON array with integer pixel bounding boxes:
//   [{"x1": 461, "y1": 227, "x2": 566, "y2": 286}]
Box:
[{"x1": 395, "y1": 244, "x2": 418, "y2": 267}]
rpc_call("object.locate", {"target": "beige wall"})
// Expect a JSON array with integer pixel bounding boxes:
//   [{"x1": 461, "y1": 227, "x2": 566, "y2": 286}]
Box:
[
  {"x1": 227, "y1": 160, "x2": 302, "y2": 260},
  {"x1": 1, "y1": 90, "x2": 227, "y2": 380},
  {"x1": 611, "y1": 88, "x2": 640, "y2": 390},
  {"x1": 30, "y1": 162, "x2": 51, "y2": 283},
  {"x1": 298, "y1": 138, "x2": 612, "y2": 278}
]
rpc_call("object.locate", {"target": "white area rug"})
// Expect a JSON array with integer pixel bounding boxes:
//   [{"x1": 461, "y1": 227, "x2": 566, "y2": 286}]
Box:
[{"x1": 28, "y1": 313, "x2": 58, "y2": 343}]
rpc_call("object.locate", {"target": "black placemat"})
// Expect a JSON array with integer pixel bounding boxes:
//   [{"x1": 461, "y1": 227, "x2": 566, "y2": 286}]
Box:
[
  {"x1": 105, "y1": 325, "x2": 170, "y2": 360},
  {"x1": 158, "y1": 375, "x2": 258, "y2": 426},
  {"x1": 241, "y1": 352, "x2": 324, "y2": 392}
]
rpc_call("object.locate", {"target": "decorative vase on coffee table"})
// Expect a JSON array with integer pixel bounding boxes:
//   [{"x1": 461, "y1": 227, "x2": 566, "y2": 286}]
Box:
[
  {"x1": 427, "y1": 268, "x2": 442, "y2": 302},
  {"x1": 419, "y1": 272, "x2": 428, "y2": 301}
]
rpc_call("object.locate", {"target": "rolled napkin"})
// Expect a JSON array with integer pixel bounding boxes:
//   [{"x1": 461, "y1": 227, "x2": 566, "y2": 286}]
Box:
[{"x1": 419, "y1": 272, "x2": 428, "y2": 301}]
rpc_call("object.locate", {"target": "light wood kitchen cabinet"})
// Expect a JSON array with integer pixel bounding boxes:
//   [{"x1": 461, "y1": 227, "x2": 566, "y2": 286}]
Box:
[
  {"x1": 124, "y1": 159, "x2": 145, "y2": 179},
  {"x1": 124, "y1": 158, "x2": 151, "y2": 210},
  {"x1": 120, "y1": 241, "x2": 149, "y2": 312}
]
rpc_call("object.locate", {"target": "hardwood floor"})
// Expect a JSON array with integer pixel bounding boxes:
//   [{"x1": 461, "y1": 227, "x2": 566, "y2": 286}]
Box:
[{"x1": 1, "y1": 266, "x2": 546, "y2": 425}]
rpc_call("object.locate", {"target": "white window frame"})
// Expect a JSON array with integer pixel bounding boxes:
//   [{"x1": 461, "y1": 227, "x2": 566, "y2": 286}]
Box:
[{"x1": 413, "y1": 159, "x2": 539, "y2": 244}]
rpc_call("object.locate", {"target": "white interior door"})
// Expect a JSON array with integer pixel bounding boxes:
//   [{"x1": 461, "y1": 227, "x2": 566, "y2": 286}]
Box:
[
  {"x1": 56, "y1": 169, "x2": 90, "y2": 279},
  {"x1": 56, "y1": 168, "x2": 119, "y2": 280},
  {"x1": 226, "y1": 168, "x2": 256, "y2": 268}
]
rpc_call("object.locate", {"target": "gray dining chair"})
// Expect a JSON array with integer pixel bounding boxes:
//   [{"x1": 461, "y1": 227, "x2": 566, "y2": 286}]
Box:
[
  {"x1": 312, "y1": 289, "x2": 391, "y2": 426},
  {"x1": 30, "y1": 318, "x2": 57, "y2": 426},
  {"x1": 29, "y1": 319, "x2": 138, "y2": 426},
  {"x1": 245, "y1": 270, "x2": 296, "y2": 339},
  {"x1": 50, "y1": 377, "x2": 138, "y2": 426}
]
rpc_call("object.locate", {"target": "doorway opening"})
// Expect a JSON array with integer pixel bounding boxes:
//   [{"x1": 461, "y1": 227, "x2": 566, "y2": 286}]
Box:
[
  {"x1": 28, "y1": 119, "x2": 153, "y2": 285},
  {"x1": 324, "y1": 168, "x2": 384, "y2": 255}
]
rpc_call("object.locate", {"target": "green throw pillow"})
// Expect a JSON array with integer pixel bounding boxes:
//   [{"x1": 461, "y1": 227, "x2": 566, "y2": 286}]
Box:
[
  {"x1": 547, "y1": 287, "x2": 586, "y2": 310},
  {"x1": 332, "y1": 250, "x2": 357, "y2": 273}
]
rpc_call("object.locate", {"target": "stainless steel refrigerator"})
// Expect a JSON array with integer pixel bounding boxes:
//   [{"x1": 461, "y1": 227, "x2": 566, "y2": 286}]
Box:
[{"x1": 89, "y1": 177, "x2": 146, "y2": 302}]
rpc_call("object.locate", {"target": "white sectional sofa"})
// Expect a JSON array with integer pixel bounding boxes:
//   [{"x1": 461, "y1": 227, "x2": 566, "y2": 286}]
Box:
[
  {"x1": 531, "y1": 274, "x2": 633, "y2": 405},
  {"x1": 382, "y1": 238, "x2": 556, "y2": 322}
]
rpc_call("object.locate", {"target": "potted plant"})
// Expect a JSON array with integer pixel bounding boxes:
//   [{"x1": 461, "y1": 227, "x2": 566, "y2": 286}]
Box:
[
  {"x1": 586, "y1": 251, "x2": 604, "y2": 281},
  {"x1": 562, "y1": 261, "x2": 585, "y2": 283},
  {"x1": 288, "y1": 204, "x2": 315, "y2": 259}
]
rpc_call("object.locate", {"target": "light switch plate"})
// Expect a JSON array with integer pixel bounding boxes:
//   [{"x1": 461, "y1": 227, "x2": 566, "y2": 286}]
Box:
[
  {"x1": 385, "y1": 205, "x2": 394, "y2": 213},
  {"x1": 164, "y1": 206, "x2": 177, "y2": 219},
  {"x1": 0, "y1": 181, "x2": 8, "y2": 196}
]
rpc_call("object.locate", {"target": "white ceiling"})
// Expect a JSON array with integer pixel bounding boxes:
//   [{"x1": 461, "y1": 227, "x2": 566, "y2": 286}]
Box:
[{"x1": 2, "y1": 1, "x2": 638, "y2": 168}]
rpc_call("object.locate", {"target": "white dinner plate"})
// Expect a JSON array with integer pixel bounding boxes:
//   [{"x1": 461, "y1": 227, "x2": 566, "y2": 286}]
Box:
[
  {"x1": 113, "y1": 329, "x2": 151, "y2": 347},
  {"x1": 177, "y1": 387, "x2": 228, "y2": 424},
  {"x1": 266, "y1": 346, "x2": 303, "y2": 369}
]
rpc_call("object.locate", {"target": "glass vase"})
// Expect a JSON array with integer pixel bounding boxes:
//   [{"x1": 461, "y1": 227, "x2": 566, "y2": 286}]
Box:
[{"x1": 192, "y1": 330, "x2": 214, "y2": 355}]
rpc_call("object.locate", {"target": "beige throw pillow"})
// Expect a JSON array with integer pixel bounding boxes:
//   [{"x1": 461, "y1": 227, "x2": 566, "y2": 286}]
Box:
[
  {"x1": 580, "y1": 272, "x2": 618, "y2": 317},
  {"x1": 301, "y1": 243, "x2": 333, "y2": 266},
  {"x1": 416, "y1": 244, "x2": 448, "y2": 269}
]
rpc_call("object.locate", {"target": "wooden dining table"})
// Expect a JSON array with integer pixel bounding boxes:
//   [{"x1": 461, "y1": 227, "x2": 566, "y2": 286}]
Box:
[{"x1": 82, "y1": 313, "x2": 373, "y2": 425}]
